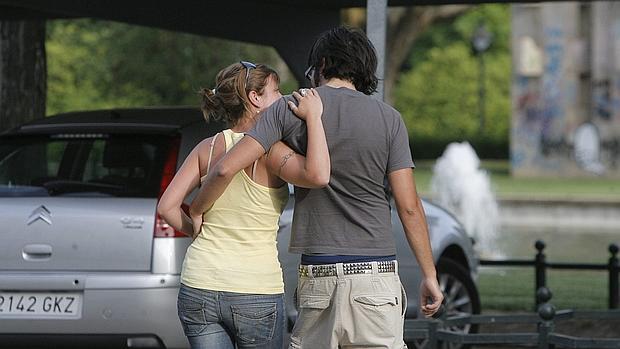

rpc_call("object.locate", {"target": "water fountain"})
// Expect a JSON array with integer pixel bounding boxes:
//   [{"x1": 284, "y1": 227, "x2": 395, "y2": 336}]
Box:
[{"x1": 430, "y1": 142, "x2": 501, "y2": 258}]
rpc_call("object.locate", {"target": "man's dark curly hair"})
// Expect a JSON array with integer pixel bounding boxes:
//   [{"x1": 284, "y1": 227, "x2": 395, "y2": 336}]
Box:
[{"x1": 307, "y1": 26, "x2": 378, "y2": 95}]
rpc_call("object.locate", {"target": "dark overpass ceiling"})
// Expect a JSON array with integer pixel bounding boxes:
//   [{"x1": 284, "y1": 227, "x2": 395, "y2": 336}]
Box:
[
  {"x1": 0, "y1": 0, "x2": 345, "y2": 82},
  {"x1": 0, "y1": 0, "x2": 573, "y2": 22},
  {"x1": 0, "y1": 0, "x2": 568, "y2": 83}
]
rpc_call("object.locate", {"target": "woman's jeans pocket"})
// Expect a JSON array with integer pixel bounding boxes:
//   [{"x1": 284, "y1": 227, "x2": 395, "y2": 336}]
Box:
[
  {"x1": 177, "y1": 287, "x2": 207, "y2": 337},
  {"x1": 177, "y1": 285, "x2": 284, "y2": 348},
  {"x1": 231, "y1": 302, "x2": 277, "y2": 346}
]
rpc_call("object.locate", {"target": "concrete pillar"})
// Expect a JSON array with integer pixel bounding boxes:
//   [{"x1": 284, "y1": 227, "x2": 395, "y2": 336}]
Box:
[
  {"x1": 591, "y1": 2, "x2": 620, "y2": 170},
  {"x1": 366, "y1": 0, "x2": 387, "y2": 101}
]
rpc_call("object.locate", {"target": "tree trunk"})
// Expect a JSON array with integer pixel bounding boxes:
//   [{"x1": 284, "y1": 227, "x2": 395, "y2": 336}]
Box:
[
  {"x1": 385, "y1": 5, "x2": 471, "y2": 103},
  {"x1": 0, "y1": 20, "x2": 46, "y2": 132}
]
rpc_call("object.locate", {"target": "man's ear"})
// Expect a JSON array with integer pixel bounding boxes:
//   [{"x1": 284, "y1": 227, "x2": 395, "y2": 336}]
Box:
[
  {"x1": 247, "y1": 90, "x2": 261, "y2": 108},
  {"x1": 315, "y1": 58, "x2": 326, "y2": 86},
  {"x1": 319, "y1": 58, "x2": 326, "y2": 77}
]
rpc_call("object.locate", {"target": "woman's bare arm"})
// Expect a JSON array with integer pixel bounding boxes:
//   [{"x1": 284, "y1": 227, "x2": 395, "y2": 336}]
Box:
[{"x1": 157, "y1": 142, "x2": 205, "y2": 237}]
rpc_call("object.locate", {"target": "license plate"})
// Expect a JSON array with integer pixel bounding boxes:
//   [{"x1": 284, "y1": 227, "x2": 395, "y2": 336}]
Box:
[{"x1": 0, "y1": 292, "x2": 82, "y2": 319}]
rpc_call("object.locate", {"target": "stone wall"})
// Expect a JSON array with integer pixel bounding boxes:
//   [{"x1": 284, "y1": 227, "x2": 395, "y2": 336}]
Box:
[{"x1": 511, "y1": 2, "x2": 620, "y2": 178}]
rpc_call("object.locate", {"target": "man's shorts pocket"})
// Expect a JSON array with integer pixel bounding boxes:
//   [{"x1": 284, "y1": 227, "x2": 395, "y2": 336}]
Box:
[
  {"x1": 353, "y1": 295, "x2": 398, "y2": 312},
  {"x1": 298, "y1": 295, "x2": 331, "y2": 310}
]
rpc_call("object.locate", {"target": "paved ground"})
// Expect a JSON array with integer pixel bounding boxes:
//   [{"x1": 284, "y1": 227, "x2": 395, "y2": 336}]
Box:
[
  {"x1": 477, "y1": 314, "x2": 620, "y2": 337},
  {"x1": 468, "y1": 310, "x2": 620, "y2": 349}
]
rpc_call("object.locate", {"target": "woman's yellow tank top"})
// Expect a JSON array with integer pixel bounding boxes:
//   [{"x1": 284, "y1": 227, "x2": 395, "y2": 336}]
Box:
[{"x1": 181, "y1": 129, "x2": 290, "y2": 294}]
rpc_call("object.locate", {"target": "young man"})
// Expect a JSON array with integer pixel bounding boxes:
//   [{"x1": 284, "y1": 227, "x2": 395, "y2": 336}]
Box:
[{"x1": 190, "y1": 26, "x2": 443, "y2": 348}]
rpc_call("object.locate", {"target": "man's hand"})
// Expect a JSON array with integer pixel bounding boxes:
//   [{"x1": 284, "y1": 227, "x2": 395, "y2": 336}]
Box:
[{"x1": 419, "y1": 277, "x2": 444, "y2": 318}]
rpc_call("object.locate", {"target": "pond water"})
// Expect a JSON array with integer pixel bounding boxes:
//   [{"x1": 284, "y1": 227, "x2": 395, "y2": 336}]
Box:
[{"x1": 487, "y1": 227, "x2": 619, "y2": 264}]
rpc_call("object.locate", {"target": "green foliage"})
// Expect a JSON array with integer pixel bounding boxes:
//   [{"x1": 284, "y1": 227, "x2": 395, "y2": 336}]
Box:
[
  {"x1": 46, "y1": 19, "x2": 297, "y2": 116},
  {"x1": 394, "y1": 4, "x2": 511, "y2": 157}
]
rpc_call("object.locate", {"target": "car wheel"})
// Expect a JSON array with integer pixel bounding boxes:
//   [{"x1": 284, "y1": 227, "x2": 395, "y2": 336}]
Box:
[{"x1": 437, "y1": 257, "x2": 480, "y2": 347}]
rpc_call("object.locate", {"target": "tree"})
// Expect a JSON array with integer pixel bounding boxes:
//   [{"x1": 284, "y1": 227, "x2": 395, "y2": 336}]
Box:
[
  {"x1": 394, "y1": 4, "x2": 511, "y2": 158},
  {"x1": 46, "y1": 19, "x2": 297, "y2": 116},
  {"x1": 385, "y1": 5, "x2": 472, "y2": 102},
  {"x1": 4, "y1": 7, "x2": 475, "y2": 129},
  {"x1": 343, "y1": 5, "x2": 473, "y2": 102},
  {"x1": 0, "y1": 20, "x2": 46, "y2": 132}
]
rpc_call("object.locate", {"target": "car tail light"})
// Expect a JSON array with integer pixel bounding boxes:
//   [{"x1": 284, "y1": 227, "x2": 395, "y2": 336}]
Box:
[
  {"x1": 154, "y1": 137, "x2": 187, "y2": 238},
  {"x1": 159, "y1": 137, "x2": 180, "y2": 198},
  {"x1": 154, "y1": 206, "x2": 189, "y2": 238}
]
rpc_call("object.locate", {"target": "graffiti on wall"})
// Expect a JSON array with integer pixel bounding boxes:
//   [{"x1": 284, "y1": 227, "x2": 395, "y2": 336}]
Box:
[
  {"x1": 512, "y1": 27, "x2": 569, "y2": 172},
  {"x1": 540, "y1": 26, "x2": 565, "y2": 145},
  {"x1": 513, "y1": 23, "x2": 620, "y2": 175},
  {"x1": 593, "y1": 79, "x2": 620, "y2": 121}
]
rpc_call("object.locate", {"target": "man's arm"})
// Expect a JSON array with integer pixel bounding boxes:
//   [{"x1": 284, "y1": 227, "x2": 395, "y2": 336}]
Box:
[
  {"x1": 188, "y1": 136, "x2": 265, "y2": 227},
  {"x1": 388, "y1": 168, "x2": 444, "y2": 317}
]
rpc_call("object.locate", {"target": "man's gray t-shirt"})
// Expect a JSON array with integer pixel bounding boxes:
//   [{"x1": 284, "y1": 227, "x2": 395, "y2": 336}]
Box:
[{"x1": 248, "y1": 86, "x2": 414, "y2": 256}]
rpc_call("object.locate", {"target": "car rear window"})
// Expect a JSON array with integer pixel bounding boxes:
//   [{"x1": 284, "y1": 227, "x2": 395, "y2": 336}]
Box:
[{"x1": 0, "y1": 134, "x2": 173, "y2": 197}]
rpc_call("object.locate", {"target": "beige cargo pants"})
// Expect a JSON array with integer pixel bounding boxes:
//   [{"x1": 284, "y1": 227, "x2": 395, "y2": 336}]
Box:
[{"x1": 289, "y1": 262, "x2": 408, "y2": 349}]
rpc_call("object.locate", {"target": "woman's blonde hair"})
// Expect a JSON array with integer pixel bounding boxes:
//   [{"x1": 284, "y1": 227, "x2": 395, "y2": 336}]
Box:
[{"x1": 200, "y1": 62, "x2": 279, "y2": 126}]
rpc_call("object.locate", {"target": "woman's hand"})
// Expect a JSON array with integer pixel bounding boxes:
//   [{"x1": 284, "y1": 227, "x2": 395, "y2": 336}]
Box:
[
  {"x1": 268, "y1": 87, "x2": 329, "y2": 188},
  {"x1": 191, "y1": 214, "x2": 203, "y2": 240},
  {"x1": 288, "y1": 88, "x2": 323, "y2": 121}
]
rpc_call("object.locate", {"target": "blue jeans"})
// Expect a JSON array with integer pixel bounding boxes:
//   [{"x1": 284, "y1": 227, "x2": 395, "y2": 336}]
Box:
[{"x1": 177, "y1": 284, "x2": 285, "y2": 349}]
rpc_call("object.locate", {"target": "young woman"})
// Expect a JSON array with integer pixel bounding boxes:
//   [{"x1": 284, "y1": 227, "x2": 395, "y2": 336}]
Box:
[{"x1": 157, "y1": 61, "x2": 328, "y2": 349}]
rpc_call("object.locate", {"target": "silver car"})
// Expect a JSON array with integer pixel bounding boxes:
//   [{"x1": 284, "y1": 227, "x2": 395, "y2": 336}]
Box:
[{"x1": 0, "y1": 107, "x2": 479, "y2": 348}]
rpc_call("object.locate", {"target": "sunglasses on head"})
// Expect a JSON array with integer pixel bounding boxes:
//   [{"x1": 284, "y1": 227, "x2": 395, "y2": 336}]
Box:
[
  {"x1": 240, "y1": 61, "x2": 256, "y2": 91},
  {"x1": 304, "y1": 65, "x2": 315, "y2": 83}
]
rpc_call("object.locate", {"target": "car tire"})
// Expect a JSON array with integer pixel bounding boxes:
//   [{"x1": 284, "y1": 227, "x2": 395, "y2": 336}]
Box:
[{"x1": 437, "y1": 257, "x2": 481, "y2": 348}]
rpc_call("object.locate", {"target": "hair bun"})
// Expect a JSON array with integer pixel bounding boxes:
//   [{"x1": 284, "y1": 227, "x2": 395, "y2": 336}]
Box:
[
  {"x1": 199, "y1": 87, "x2": 226, "y2": 123},
  {"x1": 200, "y1": 87, "x2": 215, "y2": 98}
]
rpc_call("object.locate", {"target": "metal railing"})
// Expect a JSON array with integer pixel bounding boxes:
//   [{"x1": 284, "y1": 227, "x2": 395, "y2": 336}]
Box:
[
  {"x1": 404, "y1": 287, "x2": 620, "y2": 349},
  {"x1": 479, "y1": 240, "x2": 619, "y2": 309}
]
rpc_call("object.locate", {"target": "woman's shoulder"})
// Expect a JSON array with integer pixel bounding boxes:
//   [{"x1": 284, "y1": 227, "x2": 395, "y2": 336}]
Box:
[
  {"x1": 195, "y1": 132, "x2": 226, "y2": 161},
  {"x1": 196, "y1": 134, "x2": 216, "y2": 147}
]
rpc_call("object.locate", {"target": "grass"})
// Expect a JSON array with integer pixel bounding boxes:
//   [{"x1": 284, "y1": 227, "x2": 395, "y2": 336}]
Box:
[
  {"x1": 413, "y1": 160, "x2": 620, "y2": 200},
  {"x1": 478, "y1": 268, "x2": 610, "y2": 311}
]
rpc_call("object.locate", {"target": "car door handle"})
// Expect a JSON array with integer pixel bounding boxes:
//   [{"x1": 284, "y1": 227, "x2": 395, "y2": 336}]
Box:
[{"x1": 22, "y1": 244, "x2": 53, "y2": 260}]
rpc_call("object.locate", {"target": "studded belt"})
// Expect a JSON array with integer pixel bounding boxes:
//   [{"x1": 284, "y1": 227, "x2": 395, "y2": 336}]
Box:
[{"x1": 298, "y1": 260, "x2": 397, "y2": 278}]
